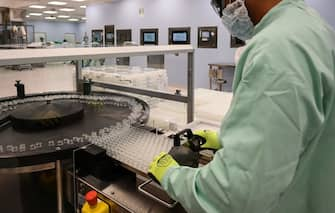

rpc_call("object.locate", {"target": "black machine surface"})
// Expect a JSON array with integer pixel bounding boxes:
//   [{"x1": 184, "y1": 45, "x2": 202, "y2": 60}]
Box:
[
  {"x1": 0, "y1": 91, "x2": 149, "y2": 168},
  {"x1": 0, "y1": 82, "x2": 205, "y2": 212},
  {"x1": 0, "y1": 89, "x2": 149, "y2": 213},
  {"x1": 10, "y1": 101, "x2": 84, "y2": 131}
]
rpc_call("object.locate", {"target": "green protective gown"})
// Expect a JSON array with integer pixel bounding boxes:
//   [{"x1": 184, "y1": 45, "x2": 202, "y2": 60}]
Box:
[{"x1": 162, "y1": 0, "x2": 335, "y2": 212}]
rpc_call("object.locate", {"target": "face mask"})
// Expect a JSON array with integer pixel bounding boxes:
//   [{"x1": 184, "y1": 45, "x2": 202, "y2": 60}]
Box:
[{"x1": 221, "y1": 0, "x2": 254, "y2": 41}]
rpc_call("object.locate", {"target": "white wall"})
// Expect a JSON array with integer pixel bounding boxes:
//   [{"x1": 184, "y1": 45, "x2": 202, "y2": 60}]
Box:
[
  {"x1": 83, "y1": 0, "x2": 335, "y2": 88},
  {"x1": 27, "y1": 20, "x2": 83, "y2": 42},
  {"x1": 306, "y1": 0, "x2": 335, "y2": 27},
  {"x1": 85, "y1": 0, "x2": 235, "y2": 88},
  {"x1": 78, "y1": 22, "x2": 88, "y2": 41}
]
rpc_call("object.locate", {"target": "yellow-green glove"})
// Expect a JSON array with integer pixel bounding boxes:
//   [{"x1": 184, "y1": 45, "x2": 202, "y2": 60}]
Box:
[
  {"x1": 193, "y1": 130, "x2": 221, "y2": 150},
  {"x1": 148, "y1": 152, "x2": 179, "y2": 184}
]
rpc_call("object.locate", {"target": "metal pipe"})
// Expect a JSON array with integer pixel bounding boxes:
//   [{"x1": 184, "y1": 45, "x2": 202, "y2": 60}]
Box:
[
  {"x1": 138, "y1": 179, "x2": 178, "y2": 208},
  {"x1": 187, "y1": 52, "x2": 195, "y2": 123},
  {"x1": 56, "y1": 160, "x2": 63, "y2": 213},
  {"x1": 93, "y1": 81, "x2": 189, "y2": 103},
  {"x1": 0, "y1": 162, "x2": 55, "y2": 174},
  {"x1": 75, "y1": 60, "x2": 83, "y2": 92}
]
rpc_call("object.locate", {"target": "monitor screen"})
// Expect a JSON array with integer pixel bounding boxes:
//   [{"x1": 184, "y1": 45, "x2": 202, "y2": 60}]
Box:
[
  {"x1": 143, "y1": 32, "x2": 156, "y2": 43},
  {"x1": 201, "y1": 31, "x2": 210, "y2": 38},
  {"x1": 92, "y1": 31, "x2": 103, "y2": 43},
  {"x1": 172, "y1": 32, "x2": 188, "y2": 42},
  {"x1": 106, "y1": 33, "x2": 114, "y2": 40}
]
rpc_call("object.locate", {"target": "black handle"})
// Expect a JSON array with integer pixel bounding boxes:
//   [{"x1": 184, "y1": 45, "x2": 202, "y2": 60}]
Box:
[
  {"x1": 173, "y1": 129, "x2": 206, "y2": 152},
  {"x1": 173, "y1": 128, "x2": 194, "y2": 146},
  {"x1": 15, "y1": 80, "x2": 25, "y2": 99},
  {"x1": 83, "y1": 78, "x2": 93, "y2": 95}
]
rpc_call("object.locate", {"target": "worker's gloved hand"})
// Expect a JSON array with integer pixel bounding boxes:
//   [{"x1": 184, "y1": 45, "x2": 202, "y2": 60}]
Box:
[
  {"x1": 169, "y1": 146, "x2": 200, "y2": 168},
  {"x1": 148, "y1": 146, "x2": 200, "y2": 184},
  {"x1": 193, "y1": 130, "x2": 221, "y2": 150},
  {"x1": 148, "y1": 152, "x2": 179, "y2": 184}
]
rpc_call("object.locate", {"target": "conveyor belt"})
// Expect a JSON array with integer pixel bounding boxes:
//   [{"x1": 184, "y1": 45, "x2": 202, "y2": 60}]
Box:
[
  {"x1": 0, "y1": 92, "x2": 149, "y2": 168},
  {"x1": 88, "y1": 127, "x2": 174, "y2": 174}
]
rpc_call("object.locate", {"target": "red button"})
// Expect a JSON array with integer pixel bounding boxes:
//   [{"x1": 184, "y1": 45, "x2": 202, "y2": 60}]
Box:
[{"x1": 85, "y1": 190, "x2": 98, "y2": 206}]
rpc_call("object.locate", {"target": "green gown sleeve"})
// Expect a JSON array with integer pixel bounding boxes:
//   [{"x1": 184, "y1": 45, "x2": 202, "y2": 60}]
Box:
[{"x1": 161, "y1": 46, "x2": 315, "y2": 212}]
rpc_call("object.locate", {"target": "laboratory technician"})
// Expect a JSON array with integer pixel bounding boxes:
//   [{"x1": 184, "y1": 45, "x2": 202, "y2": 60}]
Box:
[{"x1": 149, "y1": 0, "x2": 335, "y2": 212}]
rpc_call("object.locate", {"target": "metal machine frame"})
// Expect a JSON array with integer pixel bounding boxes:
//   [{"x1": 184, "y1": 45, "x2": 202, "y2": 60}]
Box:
[
  {"x1": 0, "y1": 45, "x2": 195, "y2": 212},
  {"x1": 0, "y1": 45, "x2": 195, "y2": 123},
  {"x1": 88, "y1": 52, "x2": 194, "y2": 122}
]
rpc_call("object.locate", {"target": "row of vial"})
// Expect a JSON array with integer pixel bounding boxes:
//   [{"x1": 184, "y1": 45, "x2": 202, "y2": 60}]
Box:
[
  {"x1": 0, "y1": 94, "x2": 141, "y2": 115},
  {"x1": 90, "y1": 126, "x2": 173, "y2": 173},
  {"x1": 0, "y1": 136, "x2": 86, "y2": 153},
  {"x1": 0, "y1": 94, "x2": 146, "y2": 156}
]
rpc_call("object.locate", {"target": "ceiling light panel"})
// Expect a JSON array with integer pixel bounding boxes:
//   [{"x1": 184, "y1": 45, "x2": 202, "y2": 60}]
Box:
[
  {"x1": 68, "y1": 18, "x2": 79, "y2": 21},
  {"x1": 60, "y1": 8, "x2": 76, "y2": 12},
  {"x1": 58, "y1": 15, "x2": 70, "y2": 18},
  {"x1": 48, "y1": 1, "x2": 67, "y2": 6},
  {"x1": 43, "y1": 10, "x2": 58, "y2": 14},
  {"x1": 45, "y1": 16, "x2": 57, "y2": 20},
  {"x1": 29, "y1": 5, "x2": 47, "y2": 9},
  {"x1": 29, "y1": 13, "x2": 43, "y2": 16},
  {"x1": 80, "y1": 5, "x2": 86, "y2": 8},
  {"x1": 72, "y1": 0, "x2": 86, "y2": 2}
]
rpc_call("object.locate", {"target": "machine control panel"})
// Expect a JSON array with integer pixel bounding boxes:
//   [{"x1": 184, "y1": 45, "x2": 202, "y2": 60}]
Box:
[
  {"x1": 168, "y1": 27, "x2": 191, "y2": 45},
  {"x1": 140, "y1": 28, "x2": 159, "y2": 45},
  {"x1": 198, "y1": 26, "x2": 218, "y2": 48},
  {"x1": 104, "y1": 25, "x2": 115, "y2": 46}
]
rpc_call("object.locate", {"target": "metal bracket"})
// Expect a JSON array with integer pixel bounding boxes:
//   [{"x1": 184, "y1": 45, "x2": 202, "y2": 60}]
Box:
[{"x1": 137, "y1": 179, "x2": 178, "y2": 209}]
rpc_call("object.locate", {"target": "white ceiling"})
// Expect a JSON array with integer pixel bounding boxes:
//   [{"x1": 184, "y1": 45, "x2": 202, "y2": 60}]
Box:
[
  {"x1": 0, "y1": 0, "x2": 115, "y2": 22},
  {"x1": 0, "y1": 0, "x2": 113, "y2": 8}
]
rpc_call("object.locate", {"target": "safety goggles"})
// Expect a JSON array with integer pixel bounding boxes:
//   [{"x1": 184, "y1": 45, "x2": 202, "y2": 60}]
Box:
[{"x1": 210, "y1": 0, "x2": 236, "y2": 17}]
